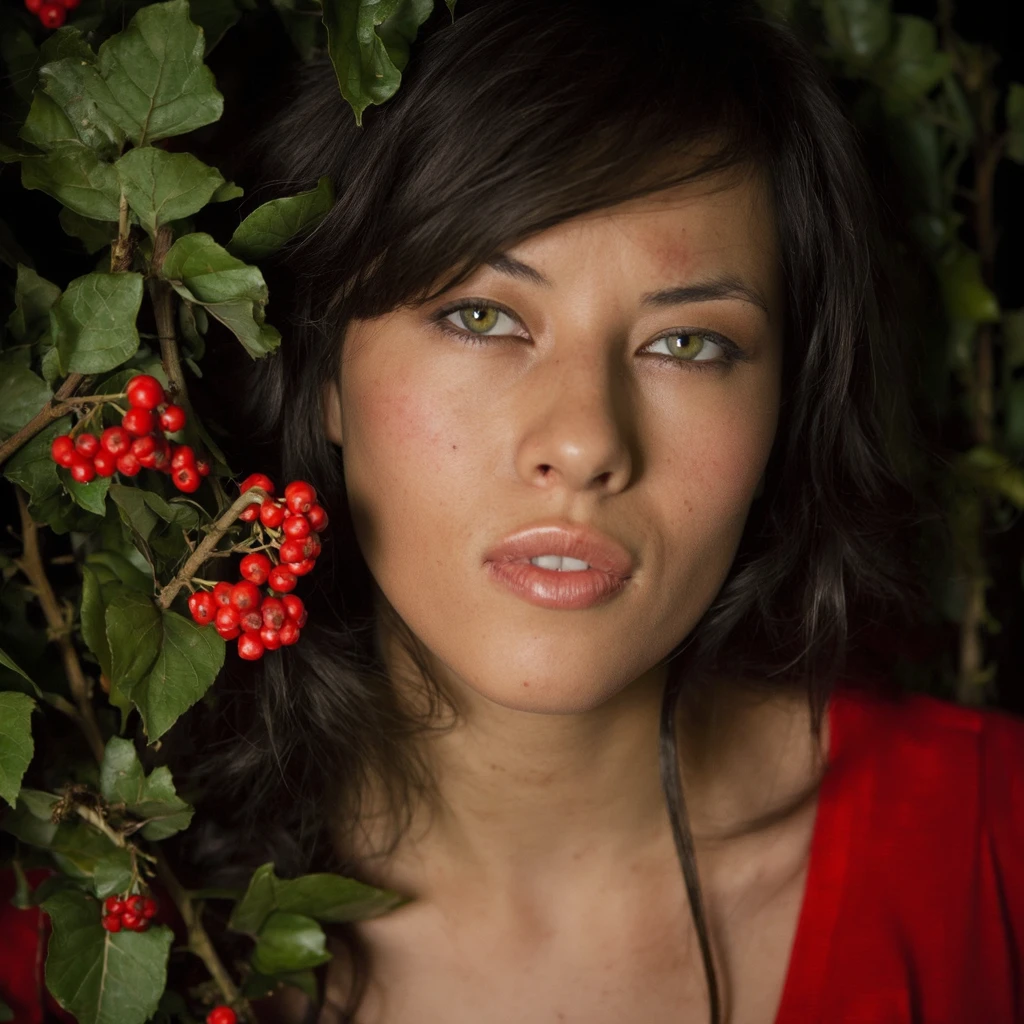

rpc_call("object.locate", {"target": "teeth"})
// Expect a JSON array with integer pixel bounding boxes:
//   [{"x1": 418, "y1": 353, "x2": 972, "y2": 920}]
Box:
[{"x1": 530, "y1": 555, "x2": 591, "y2": 571}]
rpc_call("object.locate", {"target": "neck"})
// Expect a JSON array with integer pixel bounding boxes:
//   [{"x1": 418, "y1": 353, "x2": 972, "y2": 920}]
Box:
[{"x1": 350, "y1": 618, "x2": 829, "y2": 902}]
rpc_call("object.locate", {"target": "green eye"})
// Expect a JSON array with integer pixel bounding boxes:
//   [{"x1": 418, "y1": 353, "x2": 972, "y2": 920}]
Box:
[
  {"x1": 648, "y1": 332, "x2": 723, "y2": 362},
  {"x1": 458, "y1": 305, "x2": 500, "y2": 333}
]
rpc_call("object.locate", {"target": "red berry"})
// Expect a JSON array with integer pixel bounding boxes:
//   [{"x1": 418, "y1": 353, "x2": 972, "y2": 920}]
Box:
[
  {"x1": 308, "y1": 536, "x2": 322, "y2": 559},
  {"x1": 230, "y1": 581, "x2": 261, "y2": 611},
  {"x1": 215, "y1": 606, "x2": 240, "y2": 632},
  {"x1": 259, "y1": 626, "x2": 282, "y2": 650},
  {"x1": 216, "y1": 623, "x2": 240, "y2": 640},
  {"x1": 104, "y1": 896, "x2": 125, "y2": 915},
  {"x1": 284, "y1": 480, "x2": 316, "y2": 514},
  {"x1": 286, "y1": 559, "x2": 315, "y2": 577},
  {"x1": 239, "y1": 553, "x2": 272, "y2": 584},
  {"x1": 122, "y1": 407, "x2": 155, "y2": 436},
  {"x1": 278, "y1": 621, "x2": 300, "y2": 646},
  {"x1": 306, "y1": 504, "x2": 329, "y2": 532},
  {"x1": 126, "y1": 375, "x2": 165, "y2": 411},
  {"x1": 120, "y1": 910, "x2": 140, "y2": 929},
  {"x1": 141, "y1": 897, "x2": 158, "y2": 919},
  {"x1": 69, "y1": 454, "x2": 95, "y2": 483},
  {"x1": 279, "y1": 538, "x2": 311, "y2": 564},
  {"x1": 60, "y1": 0, "x2": 80, "y2": 8},
  {"x1": 131, "y1": 435, "x2": 156, "y2": 458},
  {"x1": 212, "y1": 581, "x2": 234, "y2": 606},
  {"x1": 196, "y1": 458, "x2": 211, "y2": 477},
  {"x1": 238, "y1": 633, "x2": 264, "y2": 660},
  {"x1": 207, "y1": 1006, "x2": 238, "y2": 1024},
  {"x1": 151, "y1": 444, "x2": 171, "y2": 473},
  {"x1": 38, "y1": 3, "x2": 66, "y2": 27},
  {"x1": 159, "y1": 404, "x2": 186, "y2": 432},
  {"x1": 282, "y1": 515, "x2": 311, "y2": 540},
  {"x1": 239, "y1": 608, "x2": 263, "y2": 632},
  {"x1": 173, "y1": 466, "x2": 200, "y2": 493},
  {"x1": 74, "y1": 433, "x2": 99, "y2": 457},
  {"x1": 188, "y1": 591, "x2": 217, "y2": 625},
  {"x1": 93, "y1": 450, "x2": 117, "y2": 477},
  {"x1": 171, "y1": 445, "x2": 195, "y2": 470},
  {"x1": 100, "y1": 426, "x2": 130, "y2": 456},
  {"x1": 116, "y1": 453, "x2": 141, "y2": 477},
  {"x1": 261, "y1": 598, "x2": 286, "y2": 630},
  {"x1": 126, "y1": 895, "x2": 145, "y2": 914},
  {"x1": 101, "y1": 914, "x2": 122, "y2": 932},
  {"x1": 267, "y1": 566, "x2": 297, "y2": 593},
  {"x1": 51, "y1": 435, "x2": 75, "y2": 466},
  {"x1": 25, "y1": 0, "x2": 44, "y2": 11},
  {"x1": 240, "y1": 473, "x2": 275, "y2": 496},
  {"x1": 238, "y1": 503, "x2": 259, "y2": 523},
  {"x1": 259, "y1": 500, "x2": 286, "y2": 528},
  {"x1": 282, "y1": 595, "x2": 307, "y2": 627}
]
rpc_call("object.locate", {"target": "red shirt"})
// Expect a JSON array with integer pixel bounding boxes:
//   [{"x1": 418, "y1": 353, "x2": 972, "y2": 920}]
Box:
[{"x1": 2, "y1": 684, "x2": 1022, "y2": 1023}]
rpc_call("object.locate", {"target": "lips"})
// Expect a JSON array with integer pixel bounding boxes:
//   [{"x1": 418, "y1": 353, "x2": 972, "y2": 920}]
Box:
[{"x1": 483, "y1": 522, "x2": 635, "y2": 578}]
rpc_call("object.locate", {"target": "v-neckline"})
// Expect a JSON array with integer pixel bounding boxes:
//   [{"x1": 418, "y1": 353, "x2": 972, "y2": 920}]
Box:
[{"x1": 771, "y1": 686, "x2": 865, "y2": 1024}]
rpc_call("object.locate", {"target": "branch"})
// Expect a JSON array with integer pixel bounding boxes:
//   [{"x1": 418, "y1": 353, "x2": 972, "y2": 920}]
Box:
[
  {"x1": 147, "y1": 224, "x2": 188, "y2": 403},
  {"x1": 13, "y1": 489, "x2": 106, "y2": 764},
  {"x1": 0, "y1": 374, "x2": 86, "y2": 469},
  {"x1": 153, "y1": 850, "x2": 255, "y2": 1023},
  {"x1": 157, "y1": 489, "x2": 269, "y2": 609}
]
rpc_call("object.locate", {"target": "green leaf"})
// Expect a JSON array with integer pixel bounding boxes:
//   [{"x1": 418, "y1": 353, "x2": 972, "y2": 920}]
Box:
[
  {"x1": 3, "y1": 417, "x2": 68, "y2": 512},
  {"x1": 0, "y1": 646, "x2": 42, "y2": 697},
  {"x1": 252, "y1": 912, "x2": 332, "y2": 974},
  {"x1": 821, "y1": 0, "x2": 891, "y2": 64},
  {"x1": 105, "y1": 587, "x2": 162, "y2": 708},
  {"x1": 65, "y1": 472, "x2": 111, "y2": 515},
  {"x1": 187, "y1": 0, "x2": 243, "y2": 54},
  {"x1": 0, "y1": 997, "x2": 13, "y2": 1022},
  {"x1": 5, "y1": 263, "x2": 61, "y2": 344},
  {"x1": 322, "y1": 0, "x2": 434, "y2": 127},
  {"x1": 51, "y1": 271, "x2": 144, "y2": 374},
  {"x1": 39, "y1": 25, "x2": 96, "y2": 65},
  {"x1": 131, "y1": 610, "x2": 224, "y2": 741},
  {"x1": 115, "y1": 147, "x2": 226, "y2": 238},
  {"x1": 0, "y1": 692, "x2": 35, "y2": 807},
  {"x1": 20, "y1": 142, "x2": 121, "y2": 221},
  {"x1": 108, "y1": 483, "x2": 200, "y2": 535},
  {"x1": 99, "y1": 736, "x2": 193, "y2": 840},
  {"x1": 163, "y1": 232, "x2": 280, "y2": 357},
  {"x1": 86, "y1": 550, "x2": 152, "y2": 594},
  {"x1": 162, "y1": 232, "x2": 267, "y2": 303},
  {"x1": 879, "y1": 16, "x2": 951, "y2": 105},
  {"x1": 59, "y1": 208, "x2": 118, "y2": 254},
  {"x1": 230, "y1": 862, "x2": 406, "y2": 935},
  {"x1": 43, "y1": 888, "x2": 172, "y2": 1024},
  {"x1": 81, "y1": 566, "x2": 113, "y2": 680},
  {"x1": 91, "y1": 851, "x2": 135, "y2": 899},
  {"x1": 37, "y1": 57, "x2": 128, "y2": 156},
  {"x1": 939, "y1": 250, "x2": 1000, "y2": 324},
  {"x1": 227, "y1": 175, "x2": 334, "y2": 261},
  {"x1": 0, "y1": 358, "x2": 52, "y2": 441},
  {"x1": 19, "y1": 91, "x2": 81, "y2": 151},
  {"x1": 210, "y1": 179, "x2": 244, "y2": 202},
  {"x1": 1007, "y1": 83, "x2": 1024, "y2": 165},
  {"x1": 96, "y1": 0, "x2": 224, "y2": 146}
]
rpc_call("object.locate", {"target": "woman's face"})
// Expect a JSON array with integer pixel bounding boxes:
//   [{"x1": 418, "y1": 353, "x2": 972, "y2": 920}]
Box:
[{"x1": 325, "y1": 169, "x2": 783, "y2": 715}]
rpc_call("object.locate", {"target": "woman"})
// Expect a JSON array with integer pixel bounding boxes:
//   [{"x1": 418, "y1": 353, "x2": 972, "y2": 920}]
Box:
[{"x1": 177, "y1": 1, "x2": 1024, "y2": 1021}]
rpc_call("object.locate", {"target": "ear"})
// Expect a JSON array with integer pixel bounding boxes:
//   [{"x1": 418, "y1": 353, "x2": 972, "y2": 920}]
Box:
[{"x1": 323, "y1": 378, "x2": 343, "y2": 447}]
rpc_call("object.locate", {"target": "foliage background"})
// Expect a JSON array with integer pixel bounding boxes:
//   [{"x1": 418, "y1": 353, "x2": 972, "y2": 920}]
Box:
[{"x1": 0, "y1": 0, "x2": 1020, "y2": 1018}]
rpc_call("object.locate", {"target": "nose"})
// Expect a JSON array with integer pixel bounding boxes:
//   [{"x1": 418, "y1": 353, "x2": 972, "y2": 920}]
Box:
[{"x1": 513, "y1": 355, "x2": 635, "y2": 495}]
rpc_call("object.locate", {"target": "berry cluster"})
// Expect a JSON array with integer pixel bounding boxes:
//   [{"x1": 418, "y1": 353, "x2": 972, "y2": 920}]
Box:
[
  {"x1": 49, "y1": 374, "x2": 210, "y2": 492},
  {"x1": 187, "y1": 475, "x2": 327, "y2": 660},
  {"x1": 206, "y1": 1007, "x2": 237, "y2": 1024},
  {"x1": 24, "y1": 0, "x2": 77, "y2": 30},
  {"x1": 101, "y1": 893, "x2": 158, "y2": 933}
]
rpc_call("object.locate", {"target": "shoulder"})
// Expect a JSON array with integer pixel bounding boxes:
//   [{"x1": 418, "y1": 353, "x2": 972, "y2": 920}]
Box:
[{"x1": 830, "y1": 682, "x2": 1024, "y2": 837}]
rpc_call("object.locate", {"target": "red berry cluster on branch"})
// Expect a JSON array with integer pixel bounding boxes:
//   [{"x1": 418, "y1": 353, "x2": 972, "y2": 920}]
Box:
[
  {"x1": 101, "y1": 893, "x2": 158, "y2": 933},
  {"x1": 49, "y1": 374, "x2": 210, "y2": 491},
  {"x1": 187, "y1": 475, "x2": 327, "y2": 660},
  {"x1": 206, "y1": 1007, "x2": 238, "y2": 1024},
  {"x1": 24, "y1": 0, "x2": 78, "y2": 30}
]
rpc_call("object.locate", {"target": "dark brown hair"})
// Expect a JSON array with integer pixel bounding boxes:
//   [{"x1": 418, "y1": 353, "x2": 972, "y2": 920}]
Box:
[{"x1": 170, "y1": 1, "x2": 944, "y2": 1020}]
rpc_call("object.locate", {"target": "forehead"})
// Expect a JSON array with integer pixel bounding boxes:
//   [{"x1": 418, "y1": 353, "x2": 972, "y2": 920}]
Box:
[{"x1": 508, "y1": 168, "x2": 777, "y2": 282}]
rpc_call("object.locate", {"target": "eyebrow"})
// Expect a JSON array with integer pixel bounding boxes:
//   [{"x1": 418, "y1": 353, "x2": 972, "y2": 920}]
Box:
[{"x1": 484, "y1": 252, "x2": 770, "y2": 316}]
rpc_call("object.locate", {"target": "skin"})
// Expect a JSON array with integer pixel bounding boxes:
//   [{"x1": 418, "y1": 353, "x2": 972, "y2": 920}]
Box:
[{"x1": 262, "y1": 167, "x2": 832, "y2": 1023}]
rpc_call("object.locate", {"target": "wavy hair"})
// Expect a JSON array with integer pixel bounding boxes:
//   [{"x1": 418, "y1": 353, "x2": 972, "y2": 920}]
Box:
[{"x1": 167, "y1": 1, "x2": 945, "y2": 1020}]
